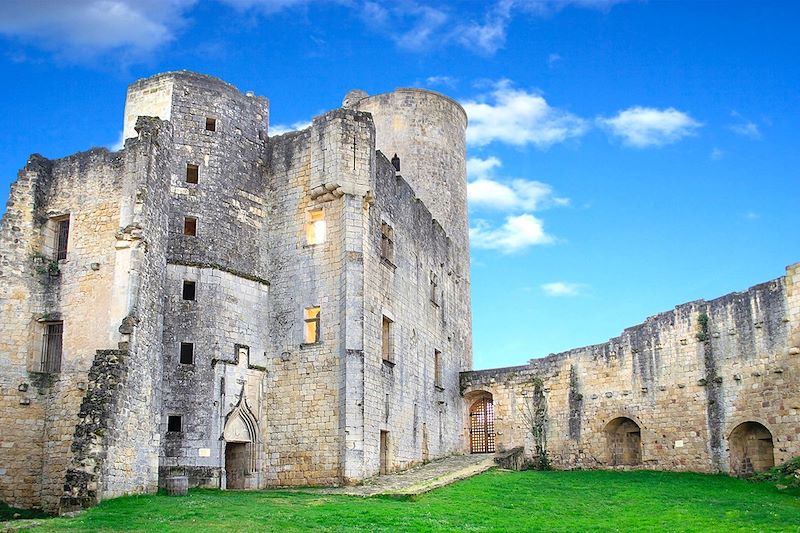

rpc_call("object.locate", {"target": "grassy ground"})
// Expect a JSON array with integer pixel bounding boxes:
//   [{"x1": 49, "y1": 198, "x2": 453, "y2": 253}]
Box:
[{"x1": 12, "y1": 470, "x2": 800, "y2": 532}]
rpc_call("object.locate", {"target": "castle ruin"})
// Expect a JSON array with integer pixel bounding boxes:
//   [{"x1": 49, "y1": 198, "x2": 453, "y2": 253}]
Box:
[{"x1": 0, "y1": 71, "x2": 797, "y2": 514}]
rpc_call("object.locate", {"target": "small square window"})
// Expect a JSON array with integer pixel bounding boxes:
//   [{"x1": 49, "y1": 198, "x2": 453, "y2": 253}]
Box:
[
  {"x1": 182, "y1": 280, "x2": 196, "y2": 301},
  {"x1": 186, "y1": 163, "x2": 199, "y2": 184},
  {"x1": 184, "y1": 217, "x2": 197, "y2": 236},
  {"x1": 180, "y1": 342, "x2": 194, "y2": 364},
  {"x1": 306, "y1": 209, "x2": 326, "y2": 245},
  {"x1": 205, "y1": 117, "x2": 216, "y2": 131},
  {"x1": 167, "y1": 415, "x2": 182, "y2": 432},
  {"x1": 304, "y1": 306, "x2": 321, "y2": 344}
]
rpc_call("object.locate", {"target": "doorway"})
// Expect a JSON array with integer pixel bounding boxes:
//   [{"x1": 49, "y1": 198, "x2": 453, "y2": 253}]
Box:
[
  {"x1": 380, "y1": 431, "x2": 390, "y2": 475},
  {"x1": 469, "y1": 396, "x2": 495, "y2": 454}
]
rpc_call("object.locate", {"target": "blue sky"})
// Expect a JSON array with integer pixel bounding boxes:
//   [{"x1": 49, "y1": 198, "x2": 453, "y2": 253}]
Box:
[{"x1": 0, "y1": 0, "x2": 798, "y2": 369}]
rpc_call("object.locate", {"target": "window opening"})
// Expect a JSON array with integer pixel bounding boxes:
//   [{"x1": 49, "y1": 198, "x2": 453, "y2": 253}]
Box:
[
  {"x1": 180, "y1": 342, "x2": 194, "y2": 365},
  {"x1": 182, "y1": 280, "x2": 196, "y2": 301},
  {"x1": 186, "y1": 163, "x2": 199, "y2": 184},
  {"x1": 382, "y1": 316, "x2": 394, "y2": 363},
  {"x1": 205, "y1": 117, "x2": 216, "y2": 131},
  {"x1": 167, "y1": 415, "x2": 183, "y2": 432},
  {"x1": 304, "y1": 306, "x2": 321, "y2": 343},
  {"x1": 434, "y1": 349, "x2": 443, "y2": 389},
  {"x1": 55, "y1": 218, "x2": 70, "y2": 261},
  {"x1": 184, "y1": 217, "x2": 197, "y2": 236},
  {"x1": 381, "y1": 222, "x2": 394, "y2": 264},
  {"x1": 40, "y1": 322, "x2": 63, "y2": 373},
  {"x1": 306, "y1": 209, "x2": 326, "y2": 245}
]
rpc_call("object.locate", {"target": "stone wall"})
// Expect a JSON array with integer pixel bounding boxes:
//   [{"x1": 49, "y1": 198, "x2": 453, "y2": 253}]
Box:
[
  {"x1": 353, "y1": 152, "x2": 471, "y2": 479},
  {"x1": 461, "y1": 263, "x2": 800, "y2": 474},
  {"x1": 0, "y1": 147, "x2": 128, "y2": 512}
]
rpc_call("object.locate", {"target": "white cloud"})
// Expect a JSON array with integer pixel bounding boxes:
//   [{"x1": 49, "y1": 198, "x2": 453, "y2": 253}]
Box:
[
  {"x1": 547, "y1": 52, "x2": 562, "y2": 66},
  {"x1": 710, "y1": 148, "x2": 724, "y2": 160},
  {"x1": 462, "y1": 80, "x2": 588, "y2": 148},
  {"x1": 0, "y1": 0, "x2": 195, "y2": 58},
  {"x1": 745, "y1": 211, "x2": 759, "y2": 220},
  {"x1": 541, "y1": 281, "x2": 585, "y2": 296},
  {"x1": 730, "y1": 121, "x2": 762, "y2": 140},
  {"x1": 467, "y1": 156, "x2": 568, "y2": 212},
  {"x1": 219, "y1": 0, "x2": 311, "y2": 11},
  {"x1": 425, "y1": 75, "x2": 458, "y2": 88},
  {"x1": 598, "y1": 106, "x2": 702, "y2": 147},
  {"x1": 269, "y1": 120, "x2": 312, "y2": 136},
  {"x1": 470, "y1": 214, "x2": 553, "y2": 253},
  {"x1": 110, "y1": 130, "x2": 126, "y2": 151}
]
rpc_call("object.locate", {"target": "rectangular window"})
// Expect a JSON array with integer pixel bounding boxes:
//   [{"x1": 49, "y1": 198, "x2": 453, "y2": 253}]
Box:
[
  {"x1": 55, "y1": 218, "x2": 70, "y2": 261},
  {"x1": 167, "y1": 415, "x2": 182, "y2": 432},
  {"x1": 182, "y1": 280, "x2": 196, "y2": 301},
  {"x1": 40, "y1": 322, "x2": 63, "y2": 373},
  {"x1": 430, "y1": 272, "x2": 439, "y2": 306},
  {"x1": 306, "y1": 209, "x2": 326, "y2": 245},
  {"x1": 183, "y1": 216, "x2": 197, "y2": 236},
  {"x1": 382, "y1": 315, "x2": 394, "y2": 363},
  {"x1": 304, "y1": 306, "x2": 321, "y2": 344},
  {"x1": 434, "y1": 349, "x2": 443, "y2": 389},
  {"x1": 180, "y1": 342, "x2": 194, "y2": 364},
  {"x1": 381, "y1": 222, "x2": 394, "y2": 264},
  {"x1": 205, "y1": 117, "x2": 216, "y2": 131},
  {"x1": 186, "y1": 163, "x2": 199, "y2": 184}
]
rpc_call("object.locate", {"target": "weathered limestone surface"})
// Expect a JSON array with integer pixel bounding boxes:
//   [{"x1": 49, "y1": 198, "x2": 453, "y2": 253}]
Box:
[
  {"x1": 461, "y1": 263, "x2": 800, "y2": 474},
  {"x1": 0, "y1": 71, "x2": 472, "y2": 511}
]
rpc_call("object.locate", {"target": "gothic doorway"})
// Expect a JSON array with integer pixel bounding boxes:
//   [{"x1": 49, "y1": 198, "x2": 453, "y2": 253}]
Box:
[
  {"x1": 605, "y1": 417, "x2": 642, "y2": 466},
  {"x1": 469, "y1": 395, "x2": 495, "y2": 454},
  {"x1": 729, "y1": 421, "x2": 774, "y2": 477},
  {"x1": 222, "y1": 390, "x2": 259, "y2": 489}
]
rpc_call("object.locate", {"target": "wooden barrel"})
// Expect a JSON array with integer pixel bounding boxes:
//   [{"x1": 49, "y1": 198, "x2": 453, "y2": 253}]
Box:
[{"x1": 165, "y1": 475, "x2": 188, "y2": 496}]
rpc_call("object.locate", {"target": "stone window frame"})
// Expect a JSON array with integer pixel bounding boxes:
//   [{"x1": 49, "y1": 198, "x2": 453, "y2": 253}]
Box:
[
  {"x1": 182, "y1": 280, "x2": 196, "y2": 301},
  {"x1": 205, "y1": 117, "x2": 217, "y2": 132},
  {"x1": 302, "y1": 306, "x2": 321, "y2": 345},
  {"x1": 43, "y1": 214, "x2": 70, "y2": 262},
  {"x1": 39, "y1": 320, "x2": 64, "y2": 374},
  {"x1": 430, "y1": 271, "x2": 440, "y2": 307},
  {"x1": 186, "y1": 163, "x2": 199, "y2": 184},
  {"x1": 434, "y1": 349, "x2": 443, "y2": 390},
  {"x1": 167, "y1": 415, "x2": 183, "y2": 433},
  {"x1": 183, "y1": 216, "x2": 198, "y2": 236},
  {"x1": 382, "y1": 315, "x2": 395, "y2": 366},
  {"x1": 179, "y1": 342, "x2": 194, "y2": 365},
  {"x1": 304, "y1": 208, "x2": 326, "y2": 247},
  {"x1": 380, "y1": 221, "x2": 395, "y2": 268}
]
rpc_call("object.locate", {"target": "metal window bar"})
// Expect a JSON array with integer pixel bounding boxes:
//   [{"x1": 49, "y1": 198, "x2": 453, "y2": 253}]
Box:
[
  {"x1": 469, "y1": 398, "x2": 496, "y2": 454},
  {"x1": 41, "y1": 323, "x2": 63, "y2": 373},
  {"x1": 56, "y1": 219, "x2": 69, "y2": 261}
]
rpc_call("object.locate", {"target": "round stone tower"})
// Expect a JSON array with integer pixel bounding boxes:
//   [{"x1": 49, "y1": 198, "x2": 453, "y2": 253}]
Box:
[{"x1": 348, "y1": 88, "x2": 469, "y2": 258}]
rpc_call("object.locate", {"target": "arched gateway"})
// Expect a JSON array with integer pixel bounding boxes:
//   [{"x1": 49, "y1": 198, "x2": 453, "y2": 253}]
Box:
[
  {"x1": 605, "y1": 417, "x2": 642, "y2": 466},
  {"x1": 729, "y1": 421, "x2": 774, "y2": 477},
  {"x1": 469, "y1": 394, "x2": 496, "y2": 454}
]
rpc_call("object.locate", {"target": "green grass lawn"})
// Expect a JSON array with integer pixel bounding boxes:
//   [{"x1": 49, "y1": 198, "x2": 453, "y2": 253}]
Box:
[{"x1": 13, "y1": 470, "x2": 800, "y2": 532}]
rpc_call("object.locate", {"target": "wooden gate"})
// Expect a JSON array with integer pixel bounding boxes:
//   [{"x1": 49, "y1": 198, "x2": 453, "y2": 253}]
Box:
[{"x1": 469, "y1": 397, "x2": 495, "y2": 454}]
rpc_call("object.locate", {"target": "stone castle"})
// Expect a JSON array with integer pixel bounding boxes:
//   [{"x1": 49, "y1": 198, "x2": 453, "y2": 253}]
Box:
[{"x1": 0, "y1": 71, "x2": 797, "y2": 514}]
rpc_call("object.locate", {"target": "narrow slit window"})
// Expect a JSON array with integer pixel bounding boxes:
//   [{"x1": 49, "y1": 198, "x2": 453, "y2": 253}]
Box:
[
  {"x1": 182, "y1": 280, "x2": 196, "y2": 301},
  {"x1": 381, "y1": 222, "x2": 394, "y2": 264},
  {"x1": 55, "y1": 218, "x2": 70, "y2": 261},
  {"x1": 186, "y1": 163, "x2": 199, "y2": 184},
  {"x1": 180, "y1": 342, "x2": 194, "y2": 364},
  {"x1": 183, "y1": 217, "x2": 197, "y2": 236},
  {"x1": 382, "y1": 316, "x2": 394, "y2": 363},
  {"x1": 167, "y1": 415, "x2": 182, "y2": 432},
  {"x1": 205, "y1": 117, "x2": 216, "y2": 131},
  {"x1": 306, "y1": 209, "x2": 326, "y2": 245},
  {"x1": 430, "y1": 272, "x2": 439, "y2": 306},
  {"x1": 304, "y1": 306, "x2": 321, "y2": 344},
  {"x1": 40, "y1": 322, "x2": 63, "y2": 373},
  {"x1": 434, "y1": 350, "x2": 442, "y2": 388}
]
